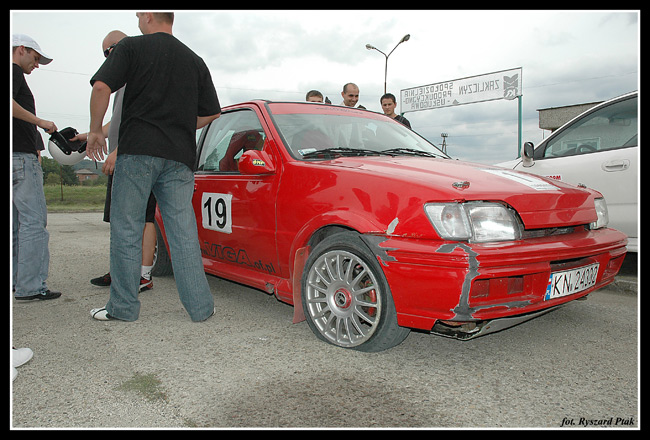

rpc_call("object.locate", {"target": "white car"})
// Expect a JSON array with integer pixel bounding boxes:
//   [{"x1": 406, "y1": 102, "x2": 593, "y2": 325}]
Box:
[{"x1": 497, "y1": 92, "x2": 638, "y2": 252}]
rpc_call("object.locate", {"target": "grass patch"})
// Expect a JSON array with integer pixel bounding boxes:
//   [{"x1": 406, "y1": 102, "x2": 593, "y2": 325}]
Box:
[
  {"x1": 43, "y1": 184, "x2": 106, "y2": 212},
  {"x1": 117, "y1": 372, "x2": 168, "y2": 403}
]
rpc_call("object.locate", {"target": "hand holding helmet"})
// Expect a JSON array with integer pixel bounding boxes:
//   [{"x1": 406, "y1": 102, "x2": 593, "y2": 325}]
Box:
[{"x1": 48, "y1": 127, "x2": 87, "y2": 165}]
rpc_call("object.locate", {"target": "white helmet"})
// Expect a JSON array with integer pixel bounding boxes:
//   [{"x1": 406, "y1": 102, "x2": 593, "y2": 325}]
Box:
[{"x1": 49, "y1": 127, "x2": 87, "y2": 166}]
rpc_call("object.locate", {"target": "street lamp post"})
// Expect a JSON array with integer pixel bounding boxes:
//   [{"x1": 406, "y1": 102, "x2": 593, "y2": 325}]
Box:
[{"x1": 365, "y1": 34, "x2": 410, "y2": 95}]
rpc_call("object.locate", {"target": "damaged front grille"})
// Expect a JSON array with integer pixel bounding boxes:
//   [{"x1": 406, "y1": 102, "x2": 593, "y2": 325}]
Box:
[{"x1": 521, "y1": 225, "x2": 587, "y2": 240}]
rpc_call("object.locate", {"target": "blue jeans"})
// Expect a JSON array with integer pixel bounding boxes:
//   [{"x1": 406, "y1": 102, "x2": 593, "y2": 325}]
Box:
[
  {"x1": 12, "y1": 153, "x2": 50, "y2": 297},
  {"x1": 106, "y1": 154, "x2": 214, "y2": 321}
]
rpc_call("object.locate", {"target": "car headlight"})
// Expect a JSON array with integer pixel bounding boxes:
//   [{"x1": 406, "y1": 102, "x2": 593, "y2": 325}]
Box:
[
  {"x1": 425, "y1": 202, "x2": 522, "y2": 242},
  {"x1": 590, "y1": 197, "x2": 609, "y2": 230}
]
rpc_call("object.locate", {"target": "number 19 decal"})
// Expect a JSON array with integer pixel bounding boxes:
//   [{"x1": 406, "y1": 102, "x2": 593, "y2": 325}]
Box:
[{"x1": 201, "y1": 192, "x2": 232, "y2": 234}]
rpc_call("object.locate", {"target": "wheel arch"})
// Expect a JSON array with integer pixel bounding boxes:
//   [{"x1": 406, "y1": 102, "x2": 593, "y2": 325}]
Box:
[{"x1": 288, "y1": 210, "x2": 385, "y2": 264}]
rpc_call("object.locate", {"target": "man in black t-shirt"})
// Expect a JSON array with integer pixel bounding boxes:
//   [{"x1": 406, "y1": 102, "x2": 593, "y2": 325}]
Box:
[
  {"x1": 87, "y1": 13, "x2": 221, "y2": 323},
  {"x1": 380, "y1": 93, "x2": 411, "y2": 129},
  {"x1": 12, "y1": 34, "x2": 61, "y2": 301}
]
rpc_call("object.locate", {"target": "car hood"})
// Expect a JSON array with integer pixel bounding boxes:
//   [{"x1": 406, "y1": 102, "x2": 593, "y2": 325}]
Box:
[
  {"x1": 494, "y1": 158, "x2": 522, "y2": 169},
  {"x1": 316, "y1": 156, "x2": 599, "y2": 229}
]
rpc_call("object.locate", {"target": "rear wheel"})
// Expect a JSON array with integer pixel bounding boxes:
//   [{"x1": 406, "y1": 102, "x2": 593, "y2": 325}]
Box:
[{"x1": 301, "y1": 232, "x2": 410, "y2": 352}]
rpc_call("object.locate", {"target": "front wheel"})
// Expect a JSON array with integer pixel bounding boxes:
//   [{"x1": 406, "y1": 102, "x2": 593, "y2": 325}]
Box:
[{"x1": 301, "y1": 232, "x2": 410, "y2": 352}]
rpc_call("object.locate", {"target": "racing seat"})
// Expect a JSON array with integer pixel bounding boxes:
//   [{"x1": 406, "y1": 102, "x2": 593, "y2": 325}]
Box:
[{"x1": 219, "y1": 130, "x2": 264, "y2": 171}]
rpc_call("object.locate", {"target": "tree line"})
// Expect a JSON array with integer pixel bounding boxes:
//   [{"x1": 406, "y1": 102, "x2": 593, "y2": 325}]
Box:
[{"x1": 41, "y1": 156, "x2": 108, "y2": 187}]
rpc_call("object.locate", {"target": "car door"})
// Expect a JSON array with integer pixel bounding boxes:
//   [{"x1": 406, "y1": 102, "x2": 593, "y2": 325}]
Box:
[
  {"x1": 514, "y1": 94, "x2": 638, "y2": 249},
  {"x1": 193, "y1": 107, "x2": 281, "y2": 281}
]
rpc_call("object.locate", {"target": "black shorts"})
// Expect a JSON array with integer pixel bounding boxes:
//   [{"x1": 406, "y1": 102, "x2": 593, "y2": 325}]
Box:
[{"x1": 103, "y1": 173, "x2": 157, "y2": 223}]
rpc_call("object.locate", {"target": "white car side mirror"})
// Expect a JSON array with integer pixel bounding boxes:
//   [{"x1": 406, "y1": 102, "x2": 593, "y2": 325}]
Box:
[{"x1": 522, "y1": 142, "x2": 535, "y2": 168}]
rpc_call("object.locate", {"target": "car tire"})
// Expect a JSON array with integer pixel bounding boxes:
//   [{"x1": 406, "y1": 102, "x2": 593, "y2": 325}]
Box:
[
  {"x1": 301, "y1": 231, "x2": 410, "y2": 352},
  {"x1": 151, "y1": 222, "x2": 174, "y2": 277}
]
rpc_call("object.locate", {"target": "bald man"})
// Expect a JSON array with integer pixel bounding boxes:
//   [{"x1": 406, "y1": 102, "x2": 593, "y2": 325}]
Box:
[{"x1": 340, "y1": 83, "x2": 366, "y2": 109}]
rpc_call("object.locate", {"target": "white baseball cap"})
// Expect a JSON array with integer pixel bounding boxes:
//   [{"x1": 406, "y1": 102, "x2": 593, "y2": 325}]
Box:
[{"x1": 12, "y1": 34, "x2": 53, "y2": 65}]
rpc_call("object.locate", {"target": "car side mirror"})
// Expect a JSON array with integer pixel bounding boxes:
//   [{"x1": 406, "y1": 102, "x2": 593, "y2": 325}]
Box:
[
  {"x1": 238, "y1": 149, "x2": 276, "y2": 175},
  {"x1": 521, "y1": 142, "x2": 535, "y2": 168}
]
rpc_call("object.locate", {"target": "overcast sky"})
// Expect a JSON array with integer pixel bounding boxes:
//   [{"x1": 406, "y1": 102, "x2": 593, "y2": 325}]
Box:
[{"x1": 11, "y1": 9, "x2": 639, "y2": 164}]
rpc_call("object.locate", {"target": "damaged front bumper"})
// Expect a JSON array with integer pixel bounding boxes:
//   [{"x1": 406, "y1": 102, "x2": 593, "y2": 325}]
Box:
[
  {"x1": 430, "y1": 306, "x2": 561, "y2": 340},
  {"x1": 361, "y1": 227, "x2": 627, "y2": 337}
]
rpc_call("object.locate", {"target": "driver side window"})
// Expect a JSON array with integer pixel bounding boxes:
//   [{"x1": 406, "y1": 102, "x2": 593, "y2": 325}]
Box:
[
  {"x1": 196, "y1": 109, "x2": 266, "y2": 172},
  {"x1": 542, "y1": 96, "x2": 638, "y2": 159}
]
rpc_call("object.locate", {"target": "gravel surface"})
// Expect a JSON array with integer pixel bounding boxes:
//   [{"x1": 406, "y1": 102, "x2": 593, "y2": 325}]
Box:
[{"x1": 11, "y1": 212, "x2": 639, "y2": 429}]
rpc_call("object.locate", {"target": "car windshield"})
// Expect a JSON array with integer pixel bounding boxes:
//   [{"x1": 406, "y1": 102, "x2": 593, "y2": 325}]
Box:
[{"x1": 269, "y1": 106, "x2": 449, "y2": 161}]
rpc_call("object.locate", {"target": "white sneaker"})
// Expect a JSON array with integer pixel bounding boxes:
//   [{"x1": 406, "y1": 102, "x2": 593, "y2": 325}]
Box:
[
  {"x1": 90, "y1": 307, "x2": 116, "y2": 321},
  {"x1": 12, "y1": 347, "x2": 33, "y2": 368}
]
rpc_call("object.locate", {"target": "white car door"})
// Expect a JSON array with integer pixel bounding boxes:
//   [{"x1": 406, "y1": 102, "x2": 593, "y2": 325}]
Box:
[{"x1": 511, "y1": 93, "x2": 638, "y2": 251}]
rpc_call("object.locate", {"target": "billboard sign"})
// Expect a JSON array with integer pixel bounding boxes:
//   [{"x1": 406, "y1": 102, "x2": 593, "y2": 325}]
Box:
[{"x1": 400, "y1": 67, "x2": 522, "y2": 113}]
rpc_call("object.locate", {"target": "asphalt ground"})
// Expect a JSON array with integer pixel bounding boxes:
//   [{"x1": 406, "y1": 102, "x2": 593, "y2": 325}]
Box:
[{"x1": 11, "y1": 212, "x2": 639, "y2": 429}]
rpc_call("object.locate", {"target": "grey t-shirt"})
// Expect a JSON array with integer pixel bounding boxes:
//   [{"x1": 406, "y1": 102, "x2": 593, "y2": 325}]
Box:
[{"x1": 107, "y1": 86, "x2": 125, "y2": 153}]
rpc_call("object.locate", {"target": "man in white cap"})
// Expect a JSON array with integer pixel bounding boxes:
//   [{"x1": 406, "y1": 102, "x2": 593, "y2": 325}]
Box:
[
  {"x1": 12, "y1": 34, "x2": 61, "y2": 301},
  {"x1": 12, "y1": 34, "x2": 53, "y2": 65}
]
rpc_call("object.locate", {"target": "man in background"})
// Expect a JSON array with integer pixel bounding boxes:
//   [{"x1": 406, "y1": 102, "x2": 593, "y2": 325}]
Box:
[
  {"x1": 381, "y1": 93, "x2": 411, "y2": 129},
  {"x1": 76, "y1": 30, "x2": 158, "y2": 293},
  {"x1": 340, "y1": 83, "x2": 366, "y2": 109}
]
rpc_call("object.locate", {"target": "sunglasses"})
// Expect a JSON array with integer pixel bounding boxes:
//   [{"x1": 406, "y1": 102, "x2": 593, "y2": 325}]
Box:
[{"x1": 103, "y1": 43, "x2": 117, "y2": 58}]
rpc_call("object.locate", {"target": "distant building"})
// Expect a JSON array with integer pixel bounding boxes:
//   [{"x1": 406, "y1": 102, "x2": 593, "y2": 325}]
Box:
[
  {"x1": 75, "y1": 168, "x2": 99, "y2": 183},
  {"x1": 537, "y1": 101, "x2": 602, "y2": 132}
]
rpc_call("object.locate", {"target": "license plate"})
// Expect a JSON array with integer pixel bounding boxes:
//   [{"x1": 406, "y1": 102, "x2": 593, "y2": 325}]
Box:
[{"x1": 545, "y1": 263, "x2": 600, "y2": 300}]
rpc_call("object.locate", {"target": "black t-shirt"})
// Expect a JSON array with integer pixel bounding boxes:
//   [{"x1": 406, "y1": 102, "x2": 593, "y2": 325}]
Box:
[
  {"x1": 12, "y1": 63, "x2": 39, "y2": 155},
  {"x1": 395, "y1": 114, "x2": 411, "y2": 129},
  {"x1": 90, "y1": 33, "x2": 220, "y2": 170}
]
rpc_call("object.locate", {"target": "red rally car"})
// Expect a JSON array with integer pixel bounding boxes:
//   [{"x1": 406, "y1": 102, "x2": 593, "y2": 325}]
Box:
[{"x1": 154, "y1": 101, "x2": 627, "y2": 352}]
